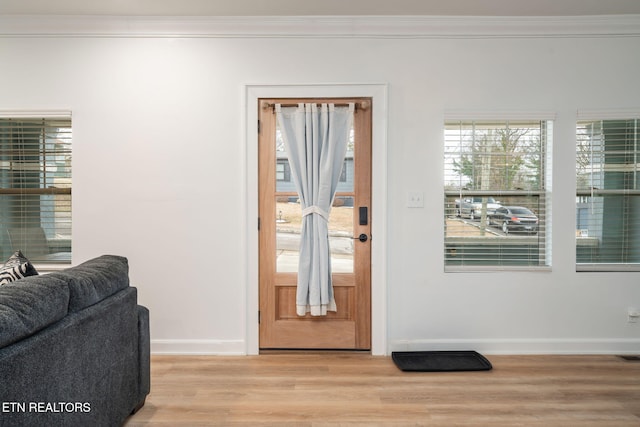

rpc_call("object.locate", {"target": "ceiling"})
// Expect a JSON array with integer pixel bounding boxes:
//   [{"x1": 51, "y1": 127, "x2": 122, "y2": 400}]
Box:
[{"x1": 2, "y1": 0, "x2": 640, "y2": 17}]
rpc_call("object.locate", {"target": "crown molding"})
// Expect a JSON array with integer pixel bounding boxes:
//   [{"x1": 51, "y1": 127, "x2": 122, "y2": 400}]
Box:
[{"x1": 1, "y1": 14, "x2": 640, "y2": 38}]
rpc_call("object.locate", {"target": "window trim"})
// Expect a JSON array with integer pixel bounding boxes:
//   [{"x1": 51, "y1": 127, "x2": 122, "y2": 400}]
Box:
[
  {"x1": 443, "y1": 113, "x2": 554, "y2": 272},
  {"x1": 0, "y1": 110, "x2": 72, "y2": 270},
  {"x1": 0, "y1": 110, "x2": 72, "y2": 120},
  {"x1": 575, "y1": 111, "x2": 640, "y2": 272}
]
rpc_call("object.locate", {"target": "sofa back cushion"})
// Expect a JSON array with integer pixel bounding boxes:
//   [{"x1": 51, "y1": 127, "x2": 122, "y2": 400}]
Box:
[
  {"x1": 49, "y1": 255, "x2": 130, "y2": 313},
  {"x1": 0, "y1": 275, "x2": 70, "y2": 348}
]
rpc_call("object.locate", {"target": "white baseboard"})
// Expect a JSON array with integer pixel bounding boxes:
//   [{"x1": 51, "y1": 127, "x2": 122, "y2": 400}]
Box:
[
  {"x1": 390, "y1": 338, "x2": 640, "y2": 355},
  {"x1": 151, "y1": 339, "x2": 246, "y2": 355},
  {"x1": 3, "y1": 15, "x2": 640, "y2": 39},
  {"x1": 150, "y1": 338, "x2": 640, "y2": 356}
]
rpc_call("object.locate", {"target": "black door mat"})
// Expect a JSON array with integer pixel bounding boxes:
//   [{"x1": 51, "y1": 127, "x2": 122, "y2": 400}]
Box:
[
  {"x1": 618, "y1": 355, "x2": 640, "y2": 361},
  {"x1": 392, "y1": 350, "x2": 492, "y2": 372}
]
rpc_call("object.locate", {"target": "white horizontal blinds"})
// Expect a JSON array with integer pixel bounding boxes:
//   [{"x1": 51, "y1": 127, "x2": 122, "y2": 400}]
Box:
[
  {"x1": 0, "y1": 117, "x2": 72, "y2": 264},
  {"x1": 576, "y1": 117, "x2": 640, "y2": 271},
  {"x1": 444, "y1": 119, "x2": 550, "y2": 269}
]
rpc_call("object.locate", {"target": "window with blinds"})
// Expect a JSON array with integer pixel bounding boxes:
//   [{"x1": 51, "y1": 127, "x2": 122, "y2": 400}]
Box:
[
  {"x1": 444, "y1": 119, "x2": 552, "y2": 270},
  {"x1": 576, "y1": 117, "x2": 640, "y2": 271},
  {"x1": 0, "y1": 116, "x2": 72, "y2": 265}
]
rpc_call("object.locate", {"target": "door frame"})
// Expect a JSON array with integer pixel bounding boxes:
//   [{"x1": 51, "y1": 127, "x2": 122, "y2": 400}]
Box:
[{"x1": 243, "y1": 83, "x2": 388, "y2": 355}]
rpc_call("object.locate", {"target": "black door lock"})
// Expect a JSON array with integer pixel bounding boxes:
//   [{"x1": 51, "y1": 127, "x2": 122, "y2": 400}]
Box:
[{"x1": 359, "y1": 207, "x2": 368, "y2": 225}]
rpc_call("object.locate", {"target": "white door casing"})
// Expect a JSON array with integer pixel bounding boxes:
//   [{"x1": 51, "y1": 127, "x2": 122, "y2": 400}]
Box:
[{"x1": 243, "y1": 83, "x2": 388, "y2": 355}]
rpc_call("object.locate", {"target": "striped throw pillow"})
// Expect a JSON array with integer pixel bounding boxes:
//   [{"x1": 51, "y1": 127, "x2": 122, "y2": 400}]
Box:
[{"x1": 0, "y1": 251, "x2": 39, "y2": 286}]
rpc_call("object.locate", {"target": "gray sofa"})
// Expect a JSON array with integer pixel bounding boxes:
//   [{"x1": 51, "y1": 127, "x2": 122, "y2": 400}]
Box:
[{"x1": 0, "y1": 255, "x2": 150, "y2": 427}]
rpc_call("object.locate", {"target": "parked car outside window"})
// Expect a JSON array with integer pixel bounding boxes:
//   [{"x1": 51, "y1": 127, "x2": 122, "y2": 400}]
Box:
[
  {"x1": 489, "y1": 206, "x2": 538, "y2": 234},
  {"x1": 455, "y1": 197, "x2": 501, "y2": 220}
]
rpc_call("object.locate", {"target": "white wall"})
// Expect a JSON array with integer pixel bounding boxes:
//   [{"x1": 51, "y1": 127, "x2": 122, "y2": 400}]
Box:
[{"x1": 1, "y1": 16, "x2": 639, "y2": 354}]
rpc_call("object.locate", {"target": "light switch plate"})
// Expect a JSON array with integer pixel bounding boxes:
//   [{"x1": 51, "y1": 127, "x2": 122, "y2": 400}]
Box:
[{"x1": 407, "y1": 191, "x2": 424, "y2": 208}]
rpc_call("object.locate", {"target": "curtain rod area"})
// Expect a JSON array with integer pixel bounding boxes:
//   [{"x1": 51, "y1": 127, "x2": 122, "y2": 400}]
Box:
[{"x1": 261, "y1": 100, "x2": 369, "y2": 111}]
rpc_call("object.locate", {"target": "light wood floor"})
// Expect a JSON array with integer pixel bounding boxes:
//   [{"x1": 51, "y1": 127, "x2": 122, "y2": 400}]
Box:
[{"x1": 125, "y1": 353, "x2": 640, "y2": 426}]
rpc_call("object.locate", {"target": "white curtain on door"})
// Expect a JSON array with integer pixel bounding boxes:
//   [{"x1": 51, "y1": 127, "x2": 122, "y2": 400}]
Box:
[{"x1": 276, "y1": 102, "x2": 354, "y2": 316}]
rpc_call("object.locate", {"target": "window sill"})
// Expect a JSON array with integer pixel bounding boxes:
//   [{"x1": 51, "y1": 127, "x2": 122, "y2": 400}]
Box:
[
  {"x1": 445, "y1": 265, "x2": 552, "y2": 273},
  {"x1": 577, "y1": 264, "x2": 640, "y2": 272}
]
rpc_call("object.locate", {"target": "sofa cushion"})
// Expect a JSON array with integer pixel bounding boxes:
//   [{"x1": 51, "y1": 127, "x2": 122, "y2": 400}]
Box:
[
  {"x1": 0, "y1": 275, "x2": 69, "y2": 348},
  {"x1": 49, "y1": 255, "x2": 130, "y2": 313},
  {"x1": 0, "y1": 251, "x2": 39, "y2": 286}
]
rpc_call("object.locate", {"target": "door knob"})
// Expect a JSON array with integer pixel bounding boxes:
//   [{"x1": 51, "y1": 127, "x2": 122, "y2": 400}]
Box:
[{"x1": 356, "y1": 233, "x2": 368, "y2": 242}]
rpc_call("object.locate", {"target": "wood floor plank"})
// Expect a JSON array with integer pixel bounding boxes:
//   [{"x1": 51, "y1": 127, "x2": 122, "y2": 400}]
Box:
[{"x1": 125, "y1": 354, "x2": 640, "y2": 426}]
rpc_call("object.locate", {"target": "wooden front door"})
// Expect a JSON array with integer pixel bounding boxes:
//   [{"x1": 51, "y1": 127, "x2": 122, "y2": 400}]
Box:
[{"x1": 258, "y1": 97, "x2": 372, "y2": 350}]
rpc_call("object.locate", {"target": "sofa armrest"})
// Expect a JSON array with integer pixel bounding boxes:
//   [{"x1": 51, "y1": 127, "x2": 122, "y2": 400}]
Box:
[{"x1": 137, "y1": 304, "x2": 151, "y2": 407}]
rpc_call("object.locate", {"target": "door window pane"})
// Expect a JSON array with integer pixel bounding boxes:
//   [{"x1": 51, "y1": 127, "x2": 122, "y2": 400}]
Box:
[{"x1": 275, "y1": 124, "x2": 355, "y2": 273}]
